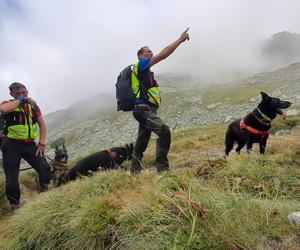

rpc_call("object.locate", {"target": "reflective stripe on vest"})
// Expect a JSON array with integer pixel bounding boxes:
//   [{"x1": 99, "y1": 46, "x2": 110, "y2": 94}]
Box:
[
  {"x1": 7, "y1": 105, "x2": 38, "y2": 140},
  {"x1": 131, "y1": 63, "x2": 161, "y2": 106}
]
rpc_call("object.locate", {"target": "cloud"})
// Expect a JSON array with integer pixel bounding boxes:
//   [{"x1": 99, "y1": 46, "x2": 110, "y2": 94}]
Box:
[{"x1": 0, "y1": 0, "x2": 300, "y2": 113}]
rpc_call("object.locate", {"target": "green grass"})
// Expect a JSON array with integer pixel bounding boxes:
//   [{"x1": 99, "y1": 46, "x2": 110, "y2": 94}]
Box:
[
  {"x1": 2, "y1": 166, "x2": 299, "y2": 250},
  {"x1": 0, "y1": 109, "x2": 299, "y2": 250},
  {"x1": 1, "y1": 115, "x2": 299, "y2": 249},
  {"x1": 0, "y1": 170, "x2": 38, "y2": 217}
]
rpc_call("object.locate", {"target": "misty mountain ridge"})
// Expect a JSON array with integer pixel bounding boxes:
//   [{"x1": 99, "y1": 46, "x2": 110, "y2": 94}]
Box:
[
  {"x1": 261, "y1": 31, "x2": 300, "y2": 69},
  {"x1": 45, "y1": 62, "x2": 300, "y2": 121}
]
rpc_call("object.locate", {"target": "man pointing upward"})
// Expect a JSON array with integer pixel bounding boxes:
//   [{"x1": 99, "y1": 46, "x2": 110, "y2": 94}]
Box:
[{"x1": 131, "y1": 28, "x2": 190, "y2": 174}]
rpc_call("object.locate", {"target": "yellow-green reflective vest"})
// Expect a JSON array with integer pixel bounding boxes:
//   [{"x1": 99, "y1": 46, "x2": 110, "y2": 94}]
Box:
[
  {"x1": 131, "y1": 63, "x2": 161, "y2": 106},
  {"x1": 6, "y1": 104, "x2": 38, "y2": 140}
]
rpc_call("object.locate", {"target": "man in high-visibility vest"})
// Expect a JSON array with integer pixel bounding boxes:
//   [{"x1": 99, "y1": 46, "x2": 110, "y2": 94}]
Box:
[
  {"x1": 0, "y1": 82, "x2": 50, "y2": 209},
  {"x1": 131, "y1": 28, "x2": 190, "y2": 174}
]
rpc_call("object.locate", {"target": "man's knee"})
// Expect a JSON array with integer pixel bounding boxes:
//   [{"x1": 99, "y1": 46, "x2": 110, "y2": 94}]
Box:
[{"x1": 161, "y1": 125, "x2": 170, "y2": 137}]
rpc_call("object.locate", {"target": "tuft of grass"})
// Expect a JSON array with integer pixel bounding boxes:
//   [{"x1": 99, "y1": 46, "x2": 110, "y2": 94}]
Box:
[
  {"x1": 271, "y1": 115, "x2": 300, "y2": 134},
  {"x1": 0, "y1": 170, "x2": 38, "y2": 217}
]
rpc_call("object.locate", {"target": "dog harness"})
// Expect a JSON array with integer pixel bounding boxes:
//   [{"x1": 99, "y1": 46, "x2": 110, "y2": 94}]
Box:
[
  {"x1": 51, "y1": 160, "x2": 69, "y2": 171},
  {"x1": 240, "y1": 118, "x2": 270, "y2": 136},
  {"x1": 105, "y1": 148, "x2": 117, "y2": 159}
]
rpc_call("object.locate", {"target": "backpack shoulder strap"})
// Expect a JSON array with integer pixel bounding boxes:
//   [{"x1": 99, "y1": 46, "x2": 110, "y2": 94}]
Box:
[{"x1": 131, "y1": 63, "x2": 159, "y2": 106}]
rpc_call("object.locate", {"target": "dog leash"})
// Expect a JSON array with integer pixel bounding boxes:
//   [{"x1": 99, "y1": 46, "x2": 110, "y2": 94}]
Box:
[
  {"x1": 131, "y1": 154, "x2": 144, "y2": 169},
  {"x1": 0, "y1": 154, "x2": 54, "y2": 174},
  {"x1": 0, "y1": 166, "x2": 33, "y2": 174},
  {"x1": 44, "y1": 154, "x2": 54, "y2": 162}
]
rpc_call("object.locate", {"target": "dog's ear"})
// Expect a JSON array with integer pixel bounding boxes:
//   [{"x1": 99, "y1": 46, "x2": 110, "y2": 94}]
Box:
[
  {"x1": 261, "y1": 92, "x2": 270, "y2": 101},
  {"x1": 63, "y1": 143, "x2": 66, "y2": 149},
  {"x1": 55, "y1": 145, "x2": 59, "y2": 151}
]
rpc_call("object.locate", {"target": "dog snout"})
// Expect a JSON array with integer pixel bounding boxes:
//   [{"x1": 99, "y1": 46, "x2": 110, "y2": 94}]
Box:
[
  {"x1": 280, "y1": 101, "x2": 292, "y2": 109},
  {"x1": 284, "y1": 101, "x2": 292, "y2": 108}
]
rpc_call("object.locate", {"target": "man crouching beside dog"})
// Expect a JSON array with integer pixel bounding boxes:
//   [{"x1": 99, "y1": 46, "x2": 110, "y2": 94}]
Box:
[{"x1": 0, "y1": 82, "x2": 50, "y2": 210}]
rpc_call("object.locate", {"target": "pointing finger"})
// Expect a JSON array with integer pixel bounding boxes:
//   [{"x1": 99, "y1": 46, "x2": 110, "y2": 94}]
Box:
[{"x1": 184, "y1": 27, "x2": 189, "y2": 33}]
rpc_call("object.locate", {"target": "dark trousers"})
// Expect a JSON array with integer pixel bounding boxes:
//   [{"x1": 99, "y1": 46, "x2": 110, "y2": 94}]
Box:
[
  {"x1": 1, "y1": 139, "x2": 50, "y2": 205},
  {"x1": 131, "y1": 107, "x2": 171, "y2": 173}
]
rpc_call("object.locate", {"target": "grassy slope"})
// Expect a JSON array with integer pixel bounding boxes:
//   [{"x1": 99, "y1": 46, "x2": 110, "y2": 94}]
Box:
[{"x1": 0, "y1": 115, "x2": 299, "y2": 250}]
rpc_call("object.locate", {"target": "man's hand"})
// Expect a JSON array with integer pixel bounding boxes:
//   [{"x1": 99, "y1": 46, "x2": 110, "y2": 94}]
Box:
[
  {"x1": 36, "y1": 143, "x2": 45, "y2": 157},
  {"x1": 25, "y1": 97, "x2": 37, "y2": 107},
  {"x1": 179, "y1": 27, "x2": 190, "y2": 43},
  {"x1": 149, "y1": 28, "x2": 190, "y2": 67}
]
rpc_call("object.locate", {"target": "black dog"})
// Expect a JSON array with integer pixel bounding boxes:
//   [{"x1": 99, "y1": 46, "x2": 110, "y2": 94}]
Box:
[
  {"x1": 225, "y1": 92, "x2": 291, "y2": 155},
  {"x1": 59, "y1": 143, "x2": 134, "y2": 184}
]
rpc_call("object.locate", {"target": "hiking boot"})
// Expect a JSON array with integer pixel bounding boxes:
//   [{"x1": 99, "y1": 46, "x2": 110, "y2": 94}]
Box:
[
  {"x1": 157, "y1": 167, "x2": 169, "y2": 173},
  {"x1": 155, "y1": 160, "x2": 169, "y2": 173},
  {"x1": 10, "y1": 200, "x2": 26, "y2": 211},
  {"x1": 131, "y1": 155, "x2": 142, "y2": 175},
  {"x1": 130, "y1": 167, "x2": 141, "y2": 175},
  {"x1": 39, "y1": 184, "x2": 48, "y2": 192}
]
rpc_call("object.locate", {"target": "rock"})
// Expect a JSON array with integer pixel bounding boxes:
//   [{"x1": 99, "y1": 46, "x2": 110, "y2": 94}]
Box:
[
  {"x1": 199, "y1": 135, "x2": 208, "y2": 141},
  {"x1": 224, "y1": 115, "x2": 232, "y2": 123},
  {"x1": 288, "y1": 212, "x2": 300, "y2": 227},
  {"x1": 207, "y1": 103, "x2": 217, "y2": 109}
]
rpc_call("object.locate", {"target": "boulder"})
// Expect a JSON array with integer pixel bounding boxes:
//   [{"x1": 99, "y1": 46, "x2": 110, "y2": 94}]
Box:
[
  {"x1": 288, "y1": 212, "x2": 300, "y2": 227},
  {"x1": 207, "y1": 103, "x2": 217, "y2": 109},
  {"x1": 224, "y1": 115, "x2": 232, "y2": 123}
]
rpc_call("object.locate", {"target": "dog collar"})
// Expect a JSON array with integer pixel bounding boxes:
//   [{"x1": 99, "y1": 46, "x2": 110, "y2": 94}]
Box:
[{"x1": 257, "y1": 108, "x2": 272, "y2": 122}]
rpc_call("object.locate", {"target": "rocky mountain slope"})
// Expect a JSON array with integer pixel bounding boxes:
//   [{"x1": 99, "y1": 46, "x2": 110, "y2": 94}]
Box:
[{"x1": 44, "y1": 63, "x2": 300, "y2": 160}]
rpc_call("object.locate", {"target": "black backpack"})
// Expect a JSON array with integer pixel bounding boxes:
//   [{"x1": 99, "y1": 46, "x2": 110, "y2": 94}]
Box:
[
  {"x1": 115, "y1": 64, "x2": 159, "y2": 111},
  {"x1": 115, "y1": 65, "x2": 136, "y2": 111}
]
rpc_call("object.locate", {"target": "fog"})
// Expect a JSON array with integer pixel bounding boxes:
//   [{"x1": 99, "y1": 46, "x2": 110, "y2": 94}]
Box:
[{"x1": 0, "y1": 0, "x2": 300, "y2": 113}]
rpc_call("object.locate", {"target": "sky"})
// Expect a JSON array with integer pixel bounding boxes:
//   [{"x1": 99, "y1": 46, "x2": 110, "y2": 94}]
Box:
[{"x1": 0, "y1": 0, "x2": 300, "y2": 113}]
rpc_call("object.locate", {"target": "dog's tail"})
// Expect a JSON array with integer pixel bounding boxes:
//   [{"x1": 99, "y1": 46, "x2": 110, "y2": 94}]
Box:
[{"x1": 225, "y1": 124, "x2": 235, "y2": 156}]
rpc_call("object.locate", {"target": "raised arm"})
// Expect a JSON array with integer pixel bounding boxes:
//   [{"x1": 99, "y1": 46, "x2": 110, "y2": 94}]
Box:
[
  {"x1": 0, "y1": 97, "x2": 37, "y2": 114},
  {"x1": 0, "y1": 99, "x2": 22, "y2": 114},
  {"x1": 150, "y1": 28, "x2": 190, "y2": 67}
]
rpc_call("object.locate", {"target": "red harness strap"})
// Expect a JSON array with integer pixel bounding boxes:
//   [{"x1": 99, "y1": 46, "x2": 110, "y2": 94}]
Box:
[
  {"x1": 105, "y1": 148, "x2": 116, "y2": 158},
  {"x1": 240, "y1": 118, "x2": 270, "y2": 136}
]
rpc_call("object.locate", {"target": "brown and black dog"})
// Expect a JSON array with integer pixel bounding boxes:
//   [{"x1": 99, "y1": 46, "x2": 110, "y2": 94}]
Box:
[
  {"x1": 58, "y1": 143, "x2": 134, "y2": 185},
  {"x1": 50, "y1": 144, "x2": 69, "y2": 187},
  {"x1": 225, "y1": 92, "x2": 291, "y2": 155},
  {"x1": 35, "y1": 144, "x2": 69, "y2": 190}
]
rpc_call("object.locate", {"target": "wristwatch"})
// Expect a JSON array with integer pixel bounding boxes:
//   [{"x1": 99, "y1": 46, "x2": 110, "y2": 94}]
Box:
[{"x1": 17, "y1": 96, "x2": 27, "y2": 105}]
